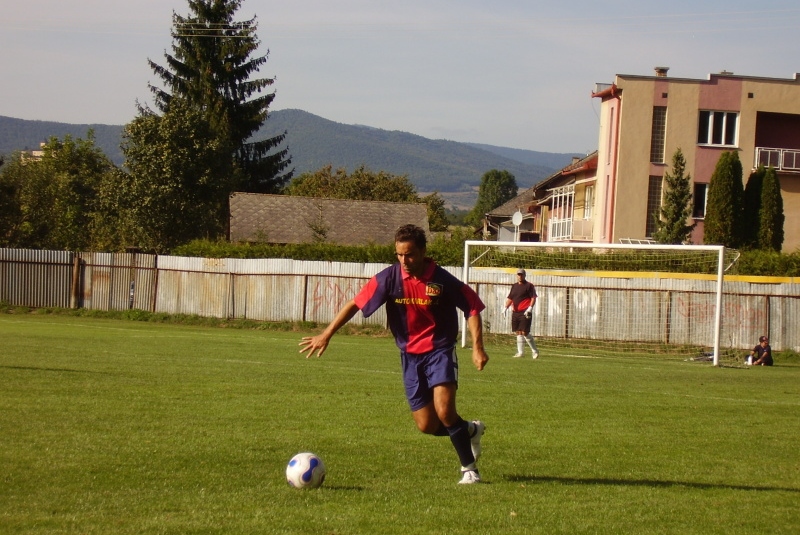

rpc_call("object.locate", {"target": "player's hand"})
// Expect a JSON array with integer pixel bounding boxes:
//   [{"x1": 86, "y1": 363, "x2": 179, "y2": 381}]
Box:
[
  {"x1": 299, "y1": 334, "x2": 330, "y2": 358},
  {"x1": 472, "y1": 347, "x2": 489, "y2": 371},
  {"x1": 524, "y1": 308, "x2": 532, "y2": 318}
]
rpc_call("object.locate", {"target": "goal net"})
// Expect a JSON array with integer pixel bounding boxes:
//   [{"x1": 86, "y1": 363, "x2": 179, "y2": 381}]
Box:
[{"x1": 462, "y1": 241, "x2": 739, "y2": 366}]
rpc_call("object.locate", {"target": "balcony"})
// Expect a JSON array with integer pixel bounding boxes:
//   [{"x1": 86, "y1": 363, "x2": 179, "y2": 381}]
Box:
[
  {"x1": 754, "y1": 147, "x2": 800, "y2": 172},
  {"x1": 548, "y1": 217, "x2": 594, "y2": 242}
]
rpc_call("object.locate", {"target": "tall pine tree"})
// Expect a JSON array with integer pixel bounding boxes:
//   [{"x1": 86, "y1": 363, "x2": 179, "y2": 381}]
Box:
[
  {"x1": 703, "y1": 151, "x2": 744, "y2": 247},
  {"x1": 147, "y1": 0, "x2": 292, "y2": 193},
  {"x1": 758, "y1": 166, "x2": 784, "y2": 251},
  {"x1": 652, "y1": 148, "x2": 695, "y2": 244},
  {"x1": 742, "y1": 166, "x2": 766, "y2": 249}
]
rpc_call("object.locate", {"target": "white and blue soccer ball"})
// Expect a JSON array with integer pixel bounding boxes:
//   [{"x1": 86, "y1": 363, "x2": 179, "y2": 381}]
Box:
[{"x1": 286, "y1": 452, "x2": 326, "y2": 489}]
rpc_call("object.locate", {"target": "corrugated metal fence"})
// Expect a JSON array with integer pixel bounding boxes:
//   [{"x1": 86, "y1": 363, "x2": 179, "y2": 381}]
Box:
[{"x1": 2, "y1": 248, "x2": 799, "y2": 351}]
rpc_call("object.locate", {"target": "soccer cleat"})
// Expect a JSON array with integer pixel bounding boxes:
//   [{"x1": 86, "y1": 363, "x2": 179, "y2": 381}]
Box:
[
  {"x1": 458, "y1": 468, "x2": 482, "y2": 484},
  {"x1": 512, "y1": 353, "x2": 524, "y2": 358},
  {"x1": 532, "y1": 350, "x2": 539, "y2": 359},
  {"x1": 469, "y1": 420, "x2": 485, "y2": 461}
]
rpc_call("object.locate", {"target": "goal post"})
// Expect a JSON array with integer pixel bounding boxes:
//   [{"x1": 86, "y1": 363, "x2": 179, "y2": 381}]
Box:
[{"x1": 461, "y1": 240, "x2": 729, "y2": 365}]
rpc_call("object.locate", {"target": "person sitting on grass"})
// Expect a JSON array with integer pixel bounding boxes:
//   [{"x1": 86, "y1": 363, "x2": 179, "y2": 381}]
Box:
[{"x1": 749, "y1": 336, "x2": 773, "y2": 366}]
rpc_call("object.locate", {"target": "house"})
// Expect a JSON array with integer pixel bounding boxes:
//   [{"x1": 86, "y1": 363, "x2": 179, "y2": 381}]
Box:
[
  {"x1": 229, "y1": 192, "x2": 429, "y2": 245},
  {"x1": 592, "y1": 67, "x2": 800, "y2": 250},
  {"x1": 485, "y1": 151, "x2": 598, "y2": 243},
  {"x1": 489, "y1": 68, "x2": 800, "y2": 250}
]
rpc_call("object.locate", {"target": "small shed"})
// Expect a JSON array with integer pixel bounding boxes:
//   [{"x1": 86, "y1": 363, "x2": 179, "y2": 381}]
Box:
[{"x1": 229, "y1": 193, "x2": 429, "y2": 245}]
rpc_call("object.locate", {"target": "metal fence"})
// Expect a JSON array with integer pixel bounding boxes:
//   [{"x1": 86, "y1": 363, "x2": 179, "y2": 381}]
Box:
[{"x1": 2, "y1": 248, "x2": 799, "y2": 351}]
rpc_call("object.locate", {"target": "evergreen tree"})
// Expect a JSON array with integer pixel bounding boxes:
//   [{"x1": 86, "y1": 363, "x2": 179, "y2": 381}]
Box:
[
  {"x1": 652, "y1": 148, "x2": 695, "y2": 244},
  {"x1": 742, "y1": 166, "x2": 766, "y2": 249},
  {"x1": 758, "y1": 166, "x2": 784, "y2": 251},
  {"x1": 467, "y1": 169, "x2": 518, "y2": 226},
  {"x1": 147, "y1": 0, "x2": 291, "y2": 193},
  {"x1": 703, "y1": 151, "x2": 744, "y2": 247}
]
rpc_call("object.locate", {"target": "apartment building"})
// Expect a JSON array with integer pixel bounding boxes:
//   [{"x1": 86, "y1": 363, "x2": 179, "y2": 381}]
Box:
[{"x1": 592, "y1": 67, "x2": 800, "y2": 250}]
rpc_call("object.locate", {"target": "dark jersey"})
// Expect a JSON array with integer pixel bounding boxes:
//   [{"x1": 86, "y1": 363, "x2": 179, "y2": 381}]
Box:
[
  {"x1": 753, "y1": 343, "x2": 774, "y2": 365},
  {"x1": 507, "y1": 281, "x2": 537, "y2": 312},
  {"x1": 354, "y1": 259, "x2": 485, "y2": 354}
]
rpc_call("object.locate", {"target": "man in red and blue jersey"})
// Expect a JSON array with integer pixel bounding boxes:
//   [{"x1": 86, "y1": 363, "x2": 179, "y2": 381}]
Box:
[{"x1": 299, "y1": 224, "x2": 489, "y2": 484}]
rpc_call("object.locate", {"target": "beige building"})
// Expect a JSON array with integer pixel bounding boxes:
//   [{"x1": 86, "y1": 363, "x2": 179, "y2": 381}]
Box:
[
  {"x1": 592, "y1": 68, "x2": 800, "y2": 250},
  {"x1": 490, "y1": 68, "x2": 800, "y2": 250}
]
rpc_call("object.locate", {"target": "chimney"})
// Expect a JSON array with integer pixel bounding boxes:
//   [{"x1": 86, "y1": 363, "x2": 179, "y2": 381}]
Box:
[{"x1": 654, "y1": 66, "x2": 669, "y2": 77}]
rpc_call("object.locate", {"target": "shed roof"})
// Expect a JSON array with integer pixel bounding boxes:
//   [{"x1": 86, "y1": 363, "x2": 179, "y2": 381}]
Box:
[{"x1": 229, "y1": 193, "x2": 429, "y2": 245}]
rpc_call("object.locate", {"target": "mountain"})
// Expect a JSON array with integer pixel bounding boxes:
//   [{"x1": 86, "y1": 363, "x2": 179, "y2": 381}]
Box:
[
  {"x1": 0, "y1": 110, "x2": 582, "y2": 194},
  {"x1": 256, "y1": 109, "x2": 579, "y2": 191},
  {"x1": 0, "y1": 116, "x2": 125, "y2": 164}
]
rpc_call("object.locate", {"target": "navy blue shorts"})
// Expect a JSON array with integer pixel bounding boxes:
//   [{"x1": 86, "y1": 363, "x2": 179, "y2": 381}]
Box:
[{"x1": 400, "y1": 346, "x2": 459, "y2": 412}]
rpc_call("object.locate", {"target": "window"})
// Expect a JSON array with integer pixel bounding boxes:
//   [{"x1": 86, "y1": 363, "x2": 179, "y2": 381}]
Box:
[
  {"x1": 584, "y1": 185, "x2": 594, "y2": 219},
  {"x1": 692, "y1": 183, "x2": 708, "y2": 219},
  {"x1": 697, "y1": 111, "x2": 738, "y2": 146},
  {"x1": 645, "y1": 176, "x2": 663, "y2": 238},
  {"x1": 650, "y1": 106, "x2": 667, "y2": 163}
]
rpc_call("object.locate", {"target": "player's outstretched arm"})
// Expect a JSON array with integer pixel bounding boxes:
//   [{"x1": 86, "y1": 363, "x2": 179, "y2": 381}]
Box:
[
  {"x1": 299, "y1": 300, "x2": 360, "y2": 358},
  {"x1": 467, "y1": 313, "x2": 489, "y2": 371}
]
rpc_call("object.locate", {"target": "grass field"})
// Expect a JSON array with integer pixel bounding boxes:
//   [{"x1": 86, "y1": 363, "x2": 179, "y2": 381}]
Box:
[{"x1": 1, "y1": 314, "x2": 799, "y2": 534}]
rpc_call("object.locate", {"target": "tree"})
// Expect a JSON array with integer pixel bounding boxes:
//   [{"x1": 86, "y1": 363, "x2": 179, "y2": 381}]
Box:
[
  {"x1": 284, "y1": 165, "x2": 450, "y2": 231},
  {"x1": 742, "y1": 166, "x2": 766, "y2": 249},
  {"x1": 652, "y1": 148, "x2": 695, "y2": 244},
  {"x1": 758, "y1": 166, "x2": 784, "y2": 251},
  {"x1": 421, "y1": 192, "x2": 449, "y2": 232},
  {"x1": 117, "y1": 101, "x2": 234, "y2": 252},
  {"x1": 147, "y1": 0, "x2": 291, "y2": 193},
  {"x1": 467, "y1": 169, "x2": 518, "y2": 226},
  {"x1": 0, "y1": 133, "x2": 116, "y2": 250},
  {"x1": 703, "y1": 151, "x2": 744, "y2": 248}
]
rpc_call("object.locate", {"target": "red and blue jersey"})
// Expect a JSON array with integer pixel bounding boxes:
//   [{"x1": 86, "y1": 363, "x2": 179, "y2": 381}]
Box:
[{"x1": 354, "y1": 259, "x2": 485, "y2": 354}]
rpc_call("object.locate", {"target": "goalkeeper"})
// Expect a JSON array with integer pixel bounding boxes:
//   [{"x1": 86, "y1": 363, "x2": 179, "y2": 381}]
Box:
[{"x1": 504, "y1": 269, "x2": 539, "y2": 359}]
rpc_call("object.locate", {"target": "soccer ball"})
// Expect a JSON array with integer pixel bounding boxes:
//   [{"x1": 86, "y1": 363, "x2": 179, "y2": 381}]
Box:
[{"x1": 286, "y1": 452, "x2": 326, "y2": 489}]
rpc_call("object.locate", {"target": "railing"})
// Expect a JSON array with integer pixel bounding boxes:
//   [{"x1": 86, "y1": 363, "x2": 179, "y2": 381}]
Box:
[
  {"x1": 548, "y1": 217, "x2": 594, "y2": 242},
  {"x1": 548, "y1": 218, "x2": 572, "y2": 241},
  {"x1": 754, "y1": 147, "x2": 800, "y2": 172}
]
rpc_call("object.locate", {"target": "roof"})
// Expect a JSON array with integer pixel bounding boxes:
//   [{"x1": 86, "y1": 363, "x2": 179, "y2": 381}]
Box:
[
  {"x1": 487, "y1": 151, "x2": 599, "y2": 217},
  {"x1": 229, "y1": 193, "x2": 429, "y2": 245}
]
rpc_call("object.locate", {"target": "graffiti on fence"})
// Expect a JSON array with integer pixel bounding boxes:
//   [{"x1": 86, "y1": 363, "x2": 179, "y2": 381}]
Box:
[
  {"x1": 310, "y1": 278, "x2": 362, "y2": 315},
  {"x1": 676, "y1": 296, "x2": 766, "y2": 327}
]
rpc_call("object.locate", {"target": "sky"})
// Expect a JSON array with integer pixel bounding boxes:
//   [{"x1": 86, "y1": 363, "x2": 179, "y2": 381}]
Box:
[{"x1": 3, "y1": 1, "x2": 800, "y2": 154}]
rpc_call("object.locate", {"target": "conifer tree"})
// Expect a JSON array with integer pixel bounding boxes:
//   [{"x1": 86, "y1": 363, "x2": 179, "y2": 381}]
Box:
[
  {"x1": 652, "y1": 148, "x2": 695, "y2": 244},
  {"x1": 758, "y1": 166, "x2": 784, "y2": 251},
  {"x1": 703, "y1": 151, "x2": 744, "y2": 247},
  {"x1": 147, "y1": 0, "x2": 291, "y2": 193},
  {"x1": 742, "y1": 166, "x2": 766, "y2": 249}
]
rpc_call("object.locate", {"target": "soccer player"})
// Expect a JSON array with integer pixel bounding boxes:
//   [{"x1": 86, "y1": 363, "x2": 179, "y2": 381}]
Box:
[
  {"x1": 504, "y1": 268, "x2": 539, "y2": 359},
  {"x1": 299, "y1": 224, "x2": 489, "y2": 484}
]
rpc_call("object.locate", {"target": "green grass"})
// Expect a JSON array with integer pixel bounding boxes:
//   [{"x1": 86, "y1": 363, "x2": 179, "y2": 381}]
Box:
[{"x1": 1, "y1": 315, "x2": 799, "y2": 534}]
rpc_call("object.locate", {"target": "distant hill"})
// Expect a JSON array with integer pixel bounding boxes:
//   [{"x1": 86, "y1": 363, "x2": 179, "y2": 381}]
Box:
[
  {"x1": 0, "y1": 110, "x2": 582, "y2": 193},
  {"x1": 0, "y1": 116, "x2": 124, "y2": 164}
]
